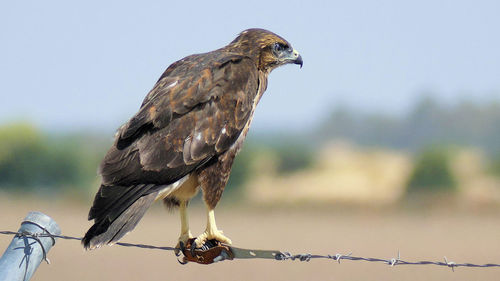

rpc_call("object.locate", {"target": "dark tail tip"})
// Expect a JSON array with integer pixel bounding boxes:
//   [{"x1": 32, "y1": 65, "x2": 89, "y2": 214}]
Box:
[
  {"x1": 82, "y1": 221, "x2": 108, "y2": 250},
  {"x1": 82, "y1": 191, "x2": 158, "y2": 250}
]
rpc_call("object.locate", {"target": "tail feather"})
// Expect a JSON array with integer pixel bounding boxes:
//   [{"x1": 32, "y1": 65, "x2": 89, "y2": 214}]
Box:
[
  {"x1": 83, "y1": 184, "x2": 159, "y2": 250},
  {"x1": 88, "y1": 183, "x2": 155, "y2": 221}
]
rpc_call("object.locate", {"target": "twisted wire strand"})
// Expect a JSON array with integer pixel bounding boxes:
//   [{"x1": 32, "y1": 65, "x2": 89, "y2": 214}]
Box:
[{"x1": 1, "y1": 230, "x2": 499, "y2": 269}]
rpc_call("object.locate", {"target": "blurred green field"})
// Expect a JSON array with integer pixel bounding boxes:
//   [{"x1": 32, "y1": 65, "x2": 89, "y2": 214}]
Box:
[{"x1": 1, "y1": 196, "x2": 500, "y2": 281}]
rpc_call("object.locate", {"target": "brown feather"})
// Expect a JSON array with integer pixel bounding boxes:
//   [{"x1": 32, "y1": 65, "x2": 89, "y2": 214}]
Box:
[{"x1": 84, "y1": 28, "x2": 302, "y2": 249}]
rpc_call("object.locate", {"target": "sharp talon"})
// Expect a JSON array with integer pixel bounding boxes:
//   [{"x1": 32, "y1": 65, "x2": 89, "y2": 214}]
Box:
[
  {"x1": 177, "y1": 256, "x2": 188, "y2": 265},
  {"x1": 190, "y1": 240, "x2": 197, "y2": 256},
  {"x1": 175, "y1": 241, "x2": 185, "y2": 257}
]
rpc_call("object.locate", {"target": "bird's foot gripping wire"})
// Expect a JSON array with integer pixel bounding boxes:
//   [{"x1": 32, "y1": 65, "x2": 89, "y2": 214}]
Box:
[
  {"x1": 174, "y1": 232, "x2": 193, "y2": 256},
  {"x1": 193, "y1": 229, "x2": 232, "y2": 249},
  {"x1": 177, "y1": 238, "x2": 234, "y2": 265}
]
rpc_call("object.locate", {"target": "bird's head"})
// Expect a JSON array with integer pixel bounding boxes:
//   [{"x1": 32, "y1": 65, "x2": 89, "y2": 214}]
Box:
[{"x1": 228, "y1": 28, "x2": 303, "y2": 72}]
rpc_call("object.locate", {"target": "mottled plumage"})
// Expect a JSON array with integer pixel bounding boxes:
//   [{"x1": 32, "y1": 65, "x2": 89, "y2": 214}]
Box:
[{"x1": 83, "y1": 28, "x2": 302, "y2": 250}]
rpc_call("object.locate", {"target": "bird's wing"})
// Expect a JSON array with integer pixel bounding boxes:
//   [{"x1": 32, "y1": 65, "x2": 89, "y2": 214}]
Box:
[{"x1": 99, "y1": 52, "x2": 259, "y2": 186}]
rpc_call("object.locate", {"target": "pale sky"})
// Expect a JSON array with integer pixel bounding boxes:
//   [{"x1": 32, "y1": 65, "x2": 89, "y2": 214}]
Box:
[{"x1": 1, "y1": 0, "x2": 499, "y2": 132}]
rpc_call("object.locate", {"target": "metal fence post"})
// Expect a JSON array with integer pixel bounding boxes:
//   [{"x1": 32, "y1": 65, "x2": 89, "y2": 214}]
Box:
[{"x1": 0, "y1": 212, "x2": 61, "y2": 281}]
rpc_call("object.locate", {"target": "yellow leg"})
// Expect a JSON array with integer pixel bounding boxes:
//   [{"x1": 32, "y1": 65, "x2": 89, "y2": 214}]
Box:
[
  {"x1": 177, "y1": 201, "x2": 192, "y2": 247},
  {"x1": 193, "y1": 206, "x2": 232, "y2": 247}
]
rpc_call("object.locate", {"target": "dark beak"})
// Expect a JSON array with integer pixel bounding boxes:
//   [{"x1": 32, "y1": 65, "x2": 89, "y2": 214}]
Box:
[
  {"x1": 279, "y1": 48, "x2": 303, "y2": 69},
  {"x1": 290, "y1": 49, "x2": 303, "y2": 68},
  {"x1": 294, "y1": 54, "x2": 303, "y2": 68}
]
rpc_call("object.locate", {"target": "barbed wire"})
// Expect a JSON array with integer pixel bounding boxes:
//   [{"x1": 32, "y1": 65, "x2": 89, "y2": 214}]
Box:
[
  {"x1": 0, "y1": 231, "x2": 176, "y2": 252},
  {"x1": 1, "y1": 230, "x2": 500, "y2": 270}
]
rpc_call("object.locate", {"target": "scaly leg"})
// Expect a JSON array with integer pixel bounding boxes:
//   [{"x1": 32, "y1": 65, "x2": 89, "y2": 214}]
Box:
[
  {"x1": 176, "y1": 200, "x2": 192, "y2": 252},
  {"x1": 193, "y1": 206, "x2": 232, "y2": 248}
]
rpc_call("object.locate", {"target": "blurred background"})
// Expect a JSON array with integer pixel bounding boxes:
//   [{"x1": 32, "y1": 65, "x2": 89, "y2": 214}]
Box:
[{"x1": 1, "y1": 1, "x2": 499, "y2": 280}]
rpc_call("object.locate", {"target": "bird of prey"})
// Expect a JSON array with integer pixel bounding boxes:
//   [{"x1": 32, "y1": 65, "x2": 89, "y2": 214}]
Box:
[{"x1": 82, "y1": 28, "x2": 303, "y2": 250}]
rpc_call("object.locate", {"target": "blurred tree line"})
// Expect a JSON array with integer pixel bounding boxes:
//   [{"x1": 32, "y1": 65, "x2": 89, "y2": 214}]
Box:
[
  {"x1": 406, "y1": 146, "x2": 457, "y2": 194},
  {"x1": 318, "y1": 96, "x2": 500, "y2": 154},
  {"x1": 318, "y1": 96, "x2": 500, "y2": 193},
  {"x1": 1, "y1": 96, "x2": 499, "y2": 196},
  {"x1": 0, "y1": 123, "x2": 105, "y2": 195},
  {"x1": 0, "y1": 123, "x2": 314, "y2": 195}
]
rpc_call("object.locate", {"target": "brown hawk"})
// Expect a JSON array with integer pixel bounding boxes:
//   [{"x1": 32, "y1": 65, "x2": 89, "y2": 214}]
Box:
[{"x1": 82, "y1": 28, "x2": 303, "y2": 250}]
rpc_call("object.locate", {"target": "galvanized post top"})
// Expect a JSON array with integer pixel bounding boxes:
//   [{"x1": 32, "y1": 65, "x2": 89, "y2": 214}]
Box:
[{"x1": 22, "y1": 212, "x2": 61, "y2": 237}]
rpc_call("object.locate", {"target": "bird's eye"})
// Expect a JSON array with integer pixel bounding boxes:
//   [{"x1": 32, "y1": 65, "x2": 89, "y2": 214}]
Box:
[{"x1": 273, "y1": 42, "x2": 285, "y2": 52}]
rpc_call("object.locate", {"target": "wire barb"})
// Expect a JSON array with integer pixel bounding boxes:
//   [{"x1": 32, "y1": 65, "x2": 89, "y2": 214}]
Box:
[
  {"x1": 444, "y1": 256, "x2": 456, "y2": 272},
  {"x1": 388, "y1": 250, "x2": 401, "y2": 267},
  {"x1": 1, "y1": 230, "x2": 500, "y2": 269}
]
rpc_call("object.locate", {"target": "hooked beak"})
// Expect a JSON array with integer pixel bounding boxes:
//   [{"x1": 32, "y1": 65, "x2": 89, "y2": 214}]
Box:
[
  {"x1": 292, "y1": 49, "x2": 303, "y2": 68},
  {"x1": 281, "y1": 48, "x2": 303, "y2": 68}
]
